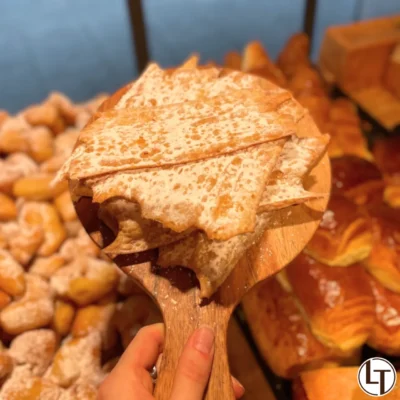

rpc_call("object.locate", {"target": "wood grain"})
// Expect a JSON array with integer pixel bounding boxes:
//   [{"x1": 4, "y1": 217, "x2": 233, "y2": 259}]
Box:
[{"x1": 72, "y1": 75, "x2": 331, "y2": 400}]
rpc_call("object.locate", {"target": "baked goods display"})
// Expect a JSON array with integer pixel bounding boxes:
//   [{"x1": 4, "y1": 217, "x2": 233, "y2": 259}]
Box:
[
  {"x1": 56, "y1": 59, "x2": 329, "y2": 299},
  {"x1": 237, "y1": 33, "x2": 400, "y2": 397},
  {"x1": 0, "y1": 93, "x2": 163, "y2": 398},
  {"x1": 280, "y1": 254, "x2": 375, "y2": 351},
  {"x1": 225, "y1": 36, "x2": 372, "y2": 162},
  {"x1": 0, "y1": 29, "x2": 399, "y2": 399}
]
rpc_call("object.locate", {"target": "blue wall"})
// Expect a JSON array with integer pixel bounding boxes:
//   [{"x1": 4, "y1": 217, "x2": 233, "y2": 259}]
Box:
[{"x1": 0, "y1": 0, "x2": 399, "y2": 113}]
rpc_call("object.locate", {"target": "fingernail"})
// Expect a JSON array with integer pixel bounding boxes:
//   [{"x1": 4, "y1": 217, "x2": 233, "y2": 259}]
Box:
[
  {"x1": 192, "y1": 326, "x2": 215, "y2": 354},
  {"x1": 232, "y1": 376, "x2": 245, "y2": 396}
]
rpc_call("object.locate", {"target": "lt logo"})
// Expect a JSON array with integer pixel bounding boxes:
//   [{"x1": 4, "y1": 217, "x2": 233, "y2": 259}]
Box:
[{"x1": 358, "y1": 358, "x2": 397, "y2": 396}]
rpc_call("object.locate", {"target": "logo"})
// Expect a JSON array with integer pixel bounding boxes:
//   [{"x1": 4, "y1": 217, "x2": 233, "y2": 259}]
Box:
[{"x1": 358, "y1": 358, "x2": 396, "y2": 396}]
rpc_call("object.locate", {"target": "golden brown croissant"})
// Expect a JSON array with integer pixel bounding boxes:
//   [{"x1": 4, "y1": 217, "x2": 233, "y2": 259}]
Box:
[
  {"x1": 331, "y1": 156, "x2": 384, "y2": 205},
  {"x1": 242, "y1": 277, "x2": 347, "y2": 379},
  {"x1": 363, "y1": 204, "x2": 400, "y2": 293},
  {"x1": 241, "y1": 41, "x2": 287, "y2": 87},
  {"x1": 281, "y1": 253, "x2": 375, "y2": 351},
  {"x1": 288, "y1": 65, "x2": 326, "y2": 98},
  {"x1": 293, "y1": 367, "x2": 400, "y2": 400},
  {"x1": 368, "y1": 276, "x2": 400, "y2": 355},
  {"x1": 296, "y1": 94, "x2": 331, "y2": 131},
  {"x1": 305, "y1": 194, "x2": 373, "y2": 266},
  {"x1": 373, "y1": 136, "x2": 400, "y2": 208},
  {"x1": 223, "y1": 51, "x2": 241, "y2": 70},
  {"x1": 326, "y1": 98, "x2": 372, "y2": 161},
  {"x1": 277, "y1": 33, "x2": 311, "y2": 78}
]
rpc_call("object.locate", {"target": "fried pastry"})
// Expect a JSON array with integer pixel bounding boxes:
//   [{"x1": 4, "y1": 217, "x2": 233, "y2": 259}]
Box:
[
  {"x1": 57, "y1": 64, "x2": 328, "y2": 297},
  {"x1": 0, "y1": 274, "x2": 54, "y2": 335},
  {"x1": 8, "y1": 329, "x2": 57, "y2": 376}
]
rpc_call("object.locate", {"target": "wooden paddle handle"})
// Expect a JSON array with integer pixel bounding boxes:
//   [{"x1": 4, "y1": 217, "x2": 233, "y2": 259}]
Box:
[{"x1": 154, "y1": 307, "x2": 235, "y2": 400}]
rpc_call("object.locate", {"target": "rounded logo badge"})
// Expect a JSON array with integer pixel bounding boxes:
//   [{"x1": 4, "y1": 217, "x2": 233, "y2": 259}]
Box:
[{"x1": 358, "y1": 358, "x2": 396, "y2": 397}]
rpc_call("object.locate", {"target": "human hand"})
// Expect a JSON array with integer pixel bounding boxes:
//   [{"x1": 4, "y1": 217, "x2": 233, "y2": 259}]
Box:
[{"x1": 99, "y1": 323, "x2": 245, "y2": 400}]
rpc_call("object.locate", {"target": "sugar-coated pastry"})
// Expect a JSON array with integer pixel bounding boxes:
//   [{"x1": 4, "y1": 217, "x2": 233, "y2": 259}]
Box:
[{"x1": 305, "y1": 194, "x2": 373, "y2": 266}]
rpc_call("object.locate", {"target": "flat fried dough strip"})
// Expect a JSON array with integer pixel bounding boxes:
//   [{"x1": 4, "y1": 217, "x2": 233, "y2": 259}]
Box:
[
  {"x1": 158, "y1": 212, "x2": 272, "y2": 298},
  {"x1": 64, "y1": 89, "x2": 294, "y2": 180},
  {"x1": 116, "y1": 63, "x2": 285, "y2": 110},
  {"x1": 157, "y1": 135, "x2": 330, "y2": 296},
  {"x1": 258, "y1": 134, "x2": 330, "y2": 212},
  {"x1": 98, "y1": 198, "x2": 192, "y2": 256},
  {"x1": 55, "y1": 65, "x2": 291, "y2": 183},
  {"x1": 88, "y1": 140, "x2": 285, "y2": 240}
]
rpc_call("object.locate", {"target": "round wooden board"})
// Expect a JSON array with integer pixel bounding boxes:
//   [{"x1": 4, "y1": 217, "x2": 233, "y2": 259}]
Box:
[{"x1": 72, "y1": 71, "x2": 331, "y2": 400}]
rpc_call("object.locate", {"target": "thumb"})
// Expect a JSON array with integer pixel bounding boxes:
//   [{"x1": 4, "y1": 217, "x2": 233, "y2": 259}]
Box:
[{"x1": 170, "y1": 326, "x2": 215, "y2": 400}]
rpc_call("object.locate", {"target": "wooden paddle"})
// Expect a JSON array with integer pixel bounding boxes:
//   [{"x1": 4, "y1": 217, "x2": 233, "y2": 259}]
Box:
[{"x1": 72, "y1": 82, "x2": 331, "y2": 400}]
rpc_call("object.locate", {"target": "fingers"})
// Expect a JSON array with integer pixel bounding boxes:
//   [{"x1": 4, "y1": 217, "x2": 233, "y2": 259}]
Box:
[
  {"x1": 170, "y1": 326, "x2": 215, "y2": 400},
  {"x1": 232, "y1": 376, "x2": 245, "y2": 399},
  {"x1": 118, "y1": 323, "x2": 165, "y2": 370},
  {"x1": 98, "y1": 323, "x2": 164, "y2": 400}
]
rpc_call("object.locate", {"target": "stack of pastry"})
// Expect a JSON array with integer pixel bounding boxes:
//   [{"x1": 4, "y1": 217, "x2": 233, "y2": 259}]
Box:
[
  {"x1": 224, "y1": 34, "x2": 372, "y2": 161},
  {"x1": 0, "y1": 93, "x2": 162, "y2": 399},
  {"x1": 56, "y1": 58, "x2": 329, "y2": 299}
]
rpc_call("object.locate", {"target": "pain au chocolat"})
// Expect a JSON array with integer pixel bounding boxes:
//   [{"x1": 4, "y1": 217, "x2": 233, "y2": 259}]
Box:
[{"x1": 56, "y1": 60, "x2": 329, "y2": 298}]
